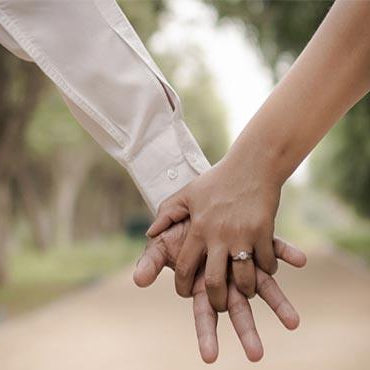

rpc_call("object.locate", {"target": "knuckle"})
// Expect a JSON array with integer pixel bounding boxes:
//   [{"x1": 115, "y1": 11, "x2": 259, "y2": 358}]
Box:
[
  {"x1": 161, "y1": 222, "x2": 185, "y2": 247},
  {"x1": 191, "y1": 218, "x2": 205, "y2": 238},
  {"x1": 269, "y1": 260, "x2": 278, "y2": 274},
  {"x1": 175, "y1": 261, "x2": 192, "y2": 281},
  {"x1": 257, "y1": 275, "x2": 274, "y2": 296},
  {"x1": 156, "y1": 232, "x2": 167, "y2": 247},
  {"x1": 152, "y1": 234, "x2": 167, "y2": 256},
  {"x1": 194, "y1": 301, "x2": 216, "y2": 320},
  {"x1": 205, "y1": 274, "x2": 224, "y2": 290},
  {"x1": 281, "y1": 245, "x2": 289, "y2": 262},
  {"x1": 219, "y1": 222, "x2": 243, "y2": 239},
  {"x1": 228, "y1": 300, "x2": 246, "y2": 317},
  {"x1": 237, "y1": 280, "x2": 251, "y2": 292},
  {"x1": 278, "y1": 240, "x2": 292, "y2": 262},
  {"x1": 176, "y1": 285, "x2": 191, "y2": 298},
  {"x1": 239, "y1": 281, "x2": 256, "y2": 298},
  {"x1": 158, "y1": 199, "x2": 170, "y2": 213},
  {"x1": 259, "y1": 256, "x2": 278, "y2": 275},
  {"x1": 213, "y1": 300, "x2": 227, "y2": 313}
]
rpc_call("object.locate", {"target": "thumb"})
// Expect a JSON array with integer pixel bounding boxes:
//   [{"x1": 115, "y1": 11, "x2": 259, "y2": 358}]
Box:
[
  {"x1": 146, "y1": 190, "x2": 189, "y2": 237},
  {"x1": 133, "y1": 239, "x2": 168, "y2": 288}
]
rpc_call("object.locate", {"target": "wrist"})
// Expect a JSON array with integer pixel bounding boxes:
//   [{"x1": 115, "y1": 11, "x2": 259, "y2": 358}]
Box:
[{"x1": 223, "y1": 130, "x2": 289, "y2": 190}]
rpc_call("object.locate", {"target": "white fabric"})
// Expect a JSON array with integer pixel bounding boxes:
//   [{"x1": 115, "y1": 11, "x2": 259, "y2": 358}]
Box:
[{"x1": 0, "y1": 0, "x2": 211, "y2": 213}]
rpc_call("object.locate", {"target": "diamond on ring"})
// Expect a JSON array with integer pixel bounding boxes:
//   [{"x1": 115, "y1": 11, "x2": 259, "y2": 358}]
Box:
[{"x1": 232, "y1": 251, "x2": 253, "y2": 261}]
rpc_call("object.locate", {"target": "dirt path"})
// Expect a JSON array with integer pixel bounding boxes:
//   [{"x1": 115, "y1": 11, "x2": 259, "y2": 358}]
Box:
[{"x1": 0, "y1": 249, "x2": 369, "y2": 370}]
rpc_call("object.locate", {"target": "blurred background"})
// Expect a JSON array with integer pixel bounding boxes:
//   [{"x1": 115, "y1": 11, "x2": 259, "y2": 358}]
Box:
[{"x1": 0, "y1": 1, "x2": 369, "y2": 369}]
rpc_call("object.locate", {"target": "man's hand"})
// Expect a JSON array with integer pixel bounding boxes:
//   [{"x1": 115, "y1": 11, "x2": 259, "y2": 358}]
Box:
[
  {"x1": 134, "y1": 221, "x2": 306, "y2": 363},
  {"x1": 146, "y1": 158, "x2": 282, "y2": 310}
]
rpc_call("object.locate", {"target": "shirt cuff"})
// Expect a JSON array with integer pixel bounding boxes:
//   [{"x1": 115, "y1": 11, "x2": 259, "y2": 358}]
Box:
[{"x1": 125, "y1": 120, "x2": 211, "y2": 214}]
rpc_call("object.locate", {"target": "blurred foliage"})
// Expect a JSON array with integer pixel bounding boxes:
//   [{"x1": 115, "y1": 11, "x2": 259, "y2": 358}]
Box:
[
  {"x1": 181, "y1": 64, "x2": 229, "y2": 164},
  {"x1": 155, "y1": 46, "x2": 229, "y2": 164},
  {"x1": 27, "y1": 88, "x2": 89, "y2": 155},
  {"x1": 0, "y1": 47, "x2": 45, "y2": 283},
  {"x1": 118, "y1": 0, "x2": 166, "y2": 43},
  {"x1": 207, "y1": 0, "x2": 369, "y2": 217},
  {"x1": 0, "y1": 236, "x2": 142, "y2": 319},
  {"x1": 312, "y1": 96, "x2": 370, "y2": 217},
  {"x1": 206, "y1": 0, "x2": 332, "y2": 74},
  {"x1": 276, "y1": 182, "x2": 370, "y2": 263},
  {"x1": 331, "y1": 228, "x2": 370, "y2": 262}
]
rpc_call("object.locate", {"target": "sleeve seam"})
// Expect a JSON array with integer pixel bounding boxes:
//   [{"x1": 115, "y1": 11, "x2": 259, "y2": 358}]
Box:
[
  {"x1": 93, "y1": 0, "x2": 177, "y2": 117},
  {"x1": 0, "y1": 9, "x2": 129, "y2": 148}
]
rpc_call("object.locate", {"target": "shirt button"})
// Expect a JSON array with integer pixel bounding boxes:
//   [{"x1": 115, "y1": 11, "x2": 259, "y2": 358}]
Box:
[{"x1": 167, "y1": 167, "x2": 178, "y2": 180}]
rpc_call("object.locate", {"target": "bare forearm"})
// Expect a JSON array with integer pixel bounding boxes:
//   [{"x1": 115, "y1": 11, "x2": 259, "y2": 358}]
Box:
[{"x1": 226, "y1": 0, "x2": 370, "y2": 186}]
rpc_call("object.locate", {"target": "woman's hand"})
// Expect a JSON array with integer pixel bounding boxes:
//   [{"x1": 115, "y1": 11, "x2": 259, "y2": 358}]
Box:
[
  {"x1": 146, "y1": 154, "x2": 282, "y2": 311},
  {"x1": 146, "y1": 0, "x2": 369, "y2": 313}
]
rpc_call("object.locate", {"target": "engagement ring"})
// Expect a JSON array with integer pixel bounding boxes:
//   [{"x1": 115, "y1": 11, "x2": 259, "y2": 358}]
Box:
[{"x1": 232, "y1": 251, "x2": 253, "y2": 261}]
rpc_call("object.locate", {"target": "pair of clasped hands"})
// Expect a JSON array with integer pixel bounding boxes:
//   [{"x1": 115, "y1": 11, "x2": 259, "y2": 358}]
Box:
[
  {"x1": 133, "y1": 153, "x2": 307, "y2": 363},
  {"x1": 132, "y1": 0, "x2": 370, "y2": 361}
]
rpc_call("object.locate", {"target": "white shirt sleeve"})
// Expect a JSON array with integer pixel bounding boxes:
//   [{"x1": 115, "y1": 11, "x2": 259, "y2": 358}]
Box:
[{"x1": 0, "y1": 0, "x2": 210, "y2": 214}]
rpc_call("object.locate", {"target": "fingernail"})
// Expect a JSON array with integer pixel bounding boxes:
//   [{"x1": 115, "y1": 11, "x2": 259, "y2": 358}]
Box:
[{"x1": 145, "y1": 226, "x2": 153, "y2": 237}]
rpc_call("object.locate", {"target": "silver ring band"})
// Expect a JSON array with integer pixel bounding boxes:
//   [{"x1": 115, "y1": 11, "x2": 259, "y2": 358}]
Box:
[{"x1": 232, "y1": 251, "x2": 253, "y2": 261}]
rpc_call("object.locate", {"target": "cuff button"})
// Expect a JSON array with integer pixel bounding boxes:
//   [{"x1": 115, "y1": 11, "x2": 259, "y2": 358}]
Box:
[{"x1": 167, "y1": 167, "x2": 178, "y2": 180}]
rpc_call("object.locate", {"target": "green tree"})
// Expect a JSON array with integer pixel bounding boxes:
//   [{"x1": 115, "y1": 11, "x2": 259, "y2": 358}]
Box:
[
  {"x1": 312, "y1": 96, "x2": 370, "y2": 216},
  {"x1": 118, "y1": 0, "x2": 166, "y2": 43},
  {"x1": 180, "y1": 63, "x2": 229, "y2": 164},
  {"x1": 0, "y1": 48, "x2": 44, "y2": 283}
]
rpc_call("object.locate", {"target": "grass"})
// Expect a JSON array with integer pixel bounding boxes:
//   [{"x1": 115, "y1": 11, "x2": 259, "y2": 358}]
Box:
[{"x1": 0, "y1": 235, "x2": 143, "y2": 320}]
